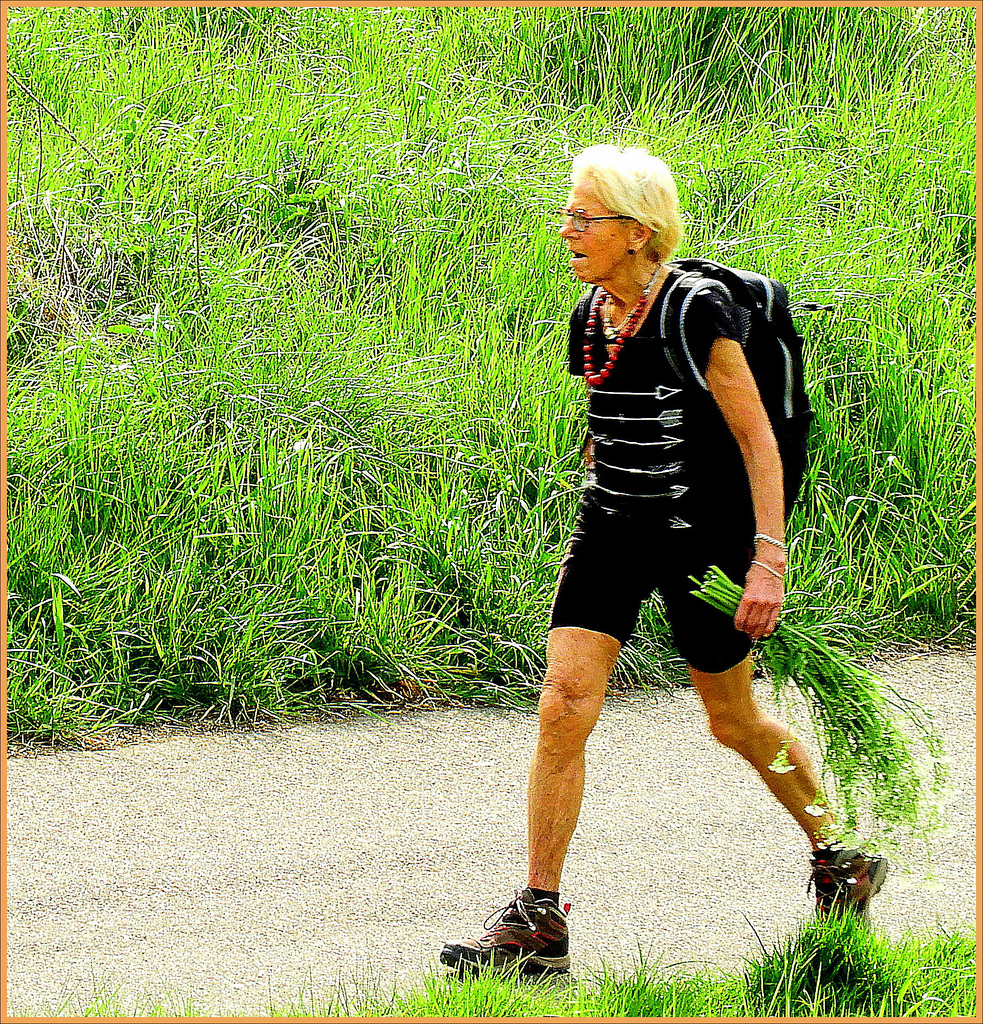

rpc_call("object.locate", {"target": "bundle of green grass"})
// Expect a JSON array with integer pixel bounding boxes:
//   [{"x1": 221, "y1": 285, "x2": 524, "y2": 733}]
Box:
[{"x1": 692, "y1": 566, "x2": 947, "y2": 856}]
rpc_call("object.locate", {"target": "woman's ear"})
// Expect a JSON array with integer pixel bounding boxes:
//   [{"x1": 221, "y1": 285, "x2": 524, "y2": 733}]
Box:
[{"x1": 632, "y1": 223, "x2": 653, "y2": 255}]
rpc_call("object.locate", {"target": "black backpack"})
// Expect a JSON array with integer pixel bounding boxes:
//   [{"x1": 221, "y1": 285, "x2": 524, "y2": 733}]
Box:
[
  {"x1": 574, "y1": 259, "x2": 815, "y2": 515},
  {"x1": 668, "y1": 258, "x2": 814, "y2": 515}
]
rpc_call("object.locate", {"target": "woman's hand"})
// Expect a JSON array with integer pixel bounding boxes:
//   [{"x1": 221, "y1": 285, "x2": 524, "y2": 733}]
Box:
[{"x1": 735, "y1": 561, "x2": 784, "y2": 640}]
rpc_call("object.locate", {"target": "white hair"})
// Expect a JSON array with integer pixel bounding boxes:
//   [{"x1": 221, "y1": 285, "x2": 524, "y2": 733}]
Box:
[{"x1": 571, "y1": 145, "x2": 683, "y2": 262}]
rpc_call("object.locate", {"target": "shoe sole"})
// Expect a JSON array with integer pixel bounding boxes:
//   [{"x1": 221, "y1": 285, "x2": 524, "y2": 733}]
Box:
[{"x1": 440, "y1": 944, "x2": 570, "y2": 976}]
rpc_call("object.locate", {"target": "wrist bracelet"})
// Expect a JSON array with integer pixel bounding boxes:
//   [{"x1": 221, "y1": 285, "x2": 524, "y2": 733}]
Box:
[
  {"x1": 751, "y1": 560, "x2": 785, "y2": 580},
  {"x1": 754, "y1": 533, "x2": 787, "y2": 553}
]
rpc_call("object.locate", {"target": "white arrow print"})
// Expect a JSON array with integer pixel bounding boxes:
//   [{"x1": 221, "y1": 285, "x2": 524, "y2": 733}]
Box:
[
  {"x1": 669, "y1": 485, "x2": 689, "y2": 499},
  {"x1": 653, "y1": 409, "x2": 683, "y2": 427},
  {"x1": 589, "y1": 410, "x2": 682, "y2": 425},
  {"x1": 589, "y1": 386, "x2": 682, "y2": 401}
]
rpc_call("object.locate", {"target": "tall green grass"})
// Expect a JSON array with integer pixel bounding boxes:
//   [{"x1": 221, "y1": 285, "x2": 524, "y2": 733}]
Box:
[{"x1": 5, "y1": 6, "x2": 976, "y2": 740}]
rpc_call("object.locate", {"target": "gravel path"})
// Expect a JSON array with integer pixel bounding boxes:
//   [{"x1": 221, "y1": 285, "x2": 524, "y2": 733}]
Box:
[{"x1": 5, "y1": 651, "x2": 976, "y2": 1017}]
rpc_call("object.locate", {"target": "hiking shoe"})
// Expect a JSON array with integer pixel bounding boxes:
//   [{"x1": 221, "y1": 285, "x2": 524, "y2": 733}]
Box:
[
  {"x1": 808, "y1": 843, "x2": 888, "y2": 920},
  {"x1": 440, "y1": 888, "x2": 571, "y2": 975}
]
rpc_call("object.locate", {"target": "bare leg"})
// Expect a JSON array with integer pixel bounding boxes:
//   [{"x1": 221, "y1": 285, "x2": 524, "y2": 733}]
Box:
[
  {"x1": 527, "y1": 627, "x2": 621, "y2": 890},
  {"x1": 689, "y1": 656, "x2": 835, "y2": 847}
]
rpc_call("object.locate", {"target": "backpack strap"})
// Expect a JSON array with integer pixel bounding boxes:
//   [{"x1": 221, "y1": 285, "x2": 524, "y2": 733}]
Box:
[
  {"x1": 570, "y1": 286, "x2": 600, "y2": 460},
  {"x1": 572, "y1": 285, "x2": 600, "y2": 330},
  {"x1": 659, "y1": 271, "x2": 734, "y2": 391}
]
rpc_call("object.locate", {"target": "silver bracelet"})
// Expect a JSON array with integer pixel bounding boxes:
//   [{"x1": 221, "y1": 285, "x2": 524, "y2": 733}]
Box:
[
  {"x1": 751, "y1": 560, "x2": 785, "y2": 580},
  {"x1": 754, "y1": 533, "x2": 787, "y2": 553}
]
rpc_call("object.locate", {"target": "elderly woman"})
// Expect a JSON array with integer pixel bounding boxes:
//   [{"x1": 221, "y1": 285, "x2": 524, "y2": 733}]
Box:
[{"x1": 441, "y1": 146, "x2": 886, "y2": 975}]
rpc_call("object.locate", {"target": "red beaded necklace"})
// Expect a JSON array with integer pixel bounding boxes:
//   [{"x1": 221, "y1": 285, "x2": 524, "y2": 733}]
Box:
[{"x1": 582, "y1": 270, "x2": 659, "y2": 387}]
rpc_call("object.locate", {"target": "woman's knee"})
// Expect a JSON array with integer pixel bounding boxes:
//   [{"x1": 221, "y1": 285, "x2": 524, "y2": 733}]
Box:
[
  {"x1": 537, "y1": 627, "x2": 619, "y2": 750},
  {"x1": 690, "y1": 658, "x2": 760, "y2": 753},
  {"x1": 706, "y1": 710, "x2": 749, "y2": 752},
  {"x1": 539, "y1": 674, "x2": 598, "y2": 727},
  {"x1": 537, "y1": 686, "x2": 600, "y2": 758},
  {"x1": 706, "y1": 706, "x2": 781, "y2": 755}
]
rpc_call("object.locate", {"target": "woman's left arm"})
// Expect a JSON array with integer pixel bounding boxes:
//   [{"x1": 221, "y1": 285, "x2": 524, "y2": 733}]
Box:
[{"x1": 705, "y1": 336, "x2": 786, "y2": 640}]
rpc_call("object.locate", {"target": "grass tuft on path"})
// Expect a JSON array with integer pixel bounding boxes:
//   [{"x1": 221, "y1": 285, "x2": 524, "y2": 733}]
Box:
[{"x1": 13, "y1": 918, "x2": 976, "y2": 1019}]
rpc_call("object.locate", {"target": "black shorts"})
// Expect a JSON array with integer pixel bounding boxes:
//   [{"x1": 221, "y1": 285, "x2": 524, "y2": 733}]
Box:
[{"x1": 549, "y1": 492, "x2": 754, "y2": 674}]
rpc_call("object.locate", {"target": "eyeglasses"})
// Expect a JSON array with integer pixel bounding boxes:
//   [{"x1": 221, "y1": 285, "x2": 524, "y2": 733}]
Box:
[{"x1": 557, "y1": 208, "x2": 634, "y2": 232}]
